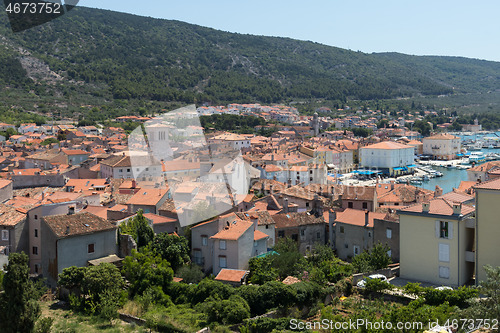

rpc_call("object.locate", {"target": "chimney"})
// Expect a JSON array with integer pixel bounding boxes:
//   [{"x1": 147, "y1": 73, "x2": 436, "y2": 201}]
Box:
[
  {"x1": 269, "y1": 184, "x2": 274, "y2": 195},
  {"x1": 364, "y1": 210, "x2": 369, "y2": 226},
  {"x1": 65, "y1": 226, "x2": 70, "y2": 235},
  {"x1": 68, "y1": 206, "x2": 75, "y2": 215},
  {"x1": 452, "y1": 202, "x2": 462, "y2": 215},
  {"x1": 434, "y1": 185, "x2": 443, "y2": 197},
  {"x1": 416, "y1": 192, "x2": 424, "y2": 203},
  {"x1": 422, "y1": 202, "x2": 430, "y2": 213},
  {"x1": 131, "y1": 179, "x2": 136, "y2": 189},
  {"x1": 390, "y1": 180, "x2": 395, "y2": 191},
  {"x1": 283, "y1": 197, "x2": 289, "y2": 213}
]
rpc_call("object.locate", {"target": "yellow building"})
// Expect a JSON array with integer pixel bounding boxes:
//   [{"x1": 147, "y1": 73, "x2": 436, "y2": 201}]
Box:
[
  {"x1": 398, "y1": 198, "x2": 475, "y2": 287},
  {"x1": 474, "y1": 178, "x2": 500, "y2": 285}
]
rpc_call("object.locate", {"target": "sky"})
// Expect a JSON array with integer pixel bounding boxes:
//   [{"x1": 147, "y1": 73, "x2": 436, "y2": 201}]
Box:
[{"x1": 79, "y1": 0, "x2": 500, "y2": 62}]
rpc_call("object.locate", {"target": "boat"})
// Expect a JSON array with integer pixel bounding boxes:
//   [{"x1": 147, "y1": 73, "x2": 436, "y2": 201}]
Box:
[
  {"x1": 469, "y1": 151, "x2": 486, "y2": 164},
  {"x1": 422, "y1": 175, "x2": 430, "y2": 181},
  {"x1": 435, "y1": 172, "x2": 443, "y2": 177},
  {"x1": 410, "y1": 179, "x2": 423, "y2": 185}
]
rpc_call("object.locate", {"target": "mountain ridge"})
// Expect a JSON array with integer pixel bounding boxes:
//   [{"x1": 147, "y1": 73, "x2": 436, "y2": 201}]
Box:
[{"x1": 0, "y1": 6, "x2": 498, "y2": 115}]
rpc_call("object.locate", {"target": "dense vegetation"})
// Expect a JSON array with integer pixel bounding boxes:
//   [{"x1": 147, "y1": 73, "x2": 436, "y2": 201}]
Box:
[{"x1": 0, "y1": 6, "x2": 498, "y2": 122}]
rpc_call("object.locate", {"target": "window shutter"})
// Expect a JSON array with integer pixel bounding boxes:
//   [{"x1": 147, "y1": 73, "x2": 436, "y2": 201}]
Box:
[
  {"x1": 439, "y1": 243, "x2": 450, "y2": 262},
  {"x1": 435, "y1": 221, "x2": 440, "y2": 238},
  {"x1": 448, "y1": 222, "x2": 453, "y2": 240}
]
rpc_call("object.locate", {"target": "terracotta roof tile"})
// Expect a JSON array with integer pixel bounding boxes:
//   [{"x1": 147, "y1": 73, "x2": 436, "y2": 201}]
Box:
[
  {"x1": 211, "y1": 219, "x2": 253, "y2": 240},
  {"x1": 335, "y1": 208, "x2": 387, "y2": 228},
  {"x1": 214, "y1": 269, "x2": 248, "y2": 283},
  {"x1": 43, "y1": 212, "x2": 116, "y2": 238}
]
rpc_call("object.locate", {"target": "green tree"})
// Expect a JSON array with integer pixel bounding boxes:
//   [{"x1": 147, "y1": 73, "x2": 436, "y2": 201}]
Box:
[
  {"x1": 119, "y1": 210, "x2": 155, "y2": 249},
  {"x1": 122, "y1": 249, "x2": 174, "y2": 297},
  {"x1": 151, "y1": 233, "x2": 190, "y2": 272},
  {"x1": 248, "y1": 256, "x2": 278, "y2": 285},
  {"x1": 177, "y1": 264, "x2": 204, "y2": 284},
  {"x1": 59, "y1": 263, "x2": 125, "y2": 317},
  {"x1": 461, "y1": 265, "x2": 500, "y2": 322},
  {"x1": 0, "y1": 253, "x2": 41, "y2": 333},
  {"x1": 352, "y1": 243, "x2": 392, "y2": 273}
]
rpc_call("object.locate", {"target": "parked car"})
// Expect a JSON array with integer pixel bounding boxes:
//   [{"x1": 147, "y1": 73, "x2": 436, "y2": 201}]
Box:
[
  {"x1": 434, "y1": 286, "x2": 453, "y2": 291},
  {"x1": 356, "y1": 274, "x2": 388, "y2": 288}
]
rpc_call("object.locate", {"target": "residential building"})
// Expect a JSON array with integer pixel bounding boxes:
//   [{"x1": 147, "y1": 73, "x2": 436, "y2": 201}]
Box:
[
  {"x1": 41, "y1": 212, "x2": 118, "y2": 287},
  {"x1": 333, "y1": 209, "x2": 387, "y2": 261},
  {"x1": 398, "y1": 199, "x2": 475, "y2": 287},
  {"x1": 423, "y1": 134, "x2": 461, "y2": 160},
  {"x1": 474, "y1": 178, "x2": 500, "y2": 285},
  {"x1": 272, "y1": 211, "x2": 326, "y2": 254}
]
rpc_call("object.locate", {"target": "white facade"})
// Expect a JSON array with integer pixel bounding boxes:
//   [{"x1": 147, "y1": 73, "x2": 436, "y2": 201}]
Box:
[
  {"x1": 360, "y1": 141, "x2": 414, "y2": 169},
  {"x1": 423, "y1": 134, "x2": 461, "y2": 160}
]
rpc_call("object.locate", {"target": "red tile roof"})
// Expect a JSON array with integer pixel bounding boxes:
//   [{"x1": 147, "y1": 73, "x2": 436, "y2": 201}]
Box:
[
  {"x1": 211, "y1": 219, "x2": 253, "y2": 240},
  {"x1": 215, "y1": 269, "x2": 248, "y2": 283},
  {"x1": 335, "y1": 209, "x2": 387, "y2": 228},
  {"x1": 474, "y1": 177, "x2": 500, "y2": 190},
  {"x1": 43, "y1": 212, "x2": 116, "y2": 238}
]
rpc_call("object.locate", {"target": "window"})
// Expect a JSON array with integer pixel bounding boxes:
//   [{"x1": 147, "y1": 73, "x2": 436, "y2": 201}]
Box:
[
  {"x1": 34, "y1": 264, "x2": 39, "y2": 274},
  {"x1": 219, "y1": 256, "x2": 227, "y2": 268},
  {"x1": 339, "y1": 226, "x2": 344, "y2": 233},
  {"x1": 278, "y1": 231, "x2": 285, "y2": 238},
  {"x1": 300, "y1": 229, "x2": 305, "y2": 236},
  {"x1": 348, "y1": 202, "x2": 353, "y2": 208},
  {"x1": 368, "y1": 232, "x2": 372, "y2": 238},
  {"x1": 127, "y1": 168, "x2": 131, "y2": 172},
  {"x1": 386, "y1": 228, "x2": 392, "y2": 239},
  {"x1": 32, "y1": 246, "x2": 38, "y2": 255},
  {"x1": 305, "y1": 202, "x2": 309, "y2": 207},
  {"x1": 219, "y1": 240, "x2": 226, "y2": 250},
  {"x1": 344, "y1": 243, "x2": 348, "y2": 248},
  {"x1": 353, "y1": 245, "x2": 360, "y2": 256},
  {"x1": 439, "y1": 266, "x2": 450, "y2": 279},
  {"x1": 1, "y1": 230, "x2": 8, "y2": 241},
  {"x1": 439, "y1": 243, "x2": 450, "y2": 262},
  {"x1": 34, "y1": 215, "x2": 38, "y2": 220},
  {"x1": 437, "y1": 221, "x2": 453, "y2": 239},
  {"x1": 440, "y1": 221, "x2": 448, "y2": 238},
  {"x1": 316, "y1": 232, "x2": 321, "y2": 239},
  {"x1": 119, "y1": 169, "x2": 123, "y2": 172},
  {"x1": 202, "y1": 236, "x2": 208, "y2": 246},
  {"x1": 362, "y1": 202, "x2": 368, "y2": 209},
  {"x1": 88, "y1": 243, "x2": 95, "y2": 254},
  {"x1": 291, "y1": 234, "x2": 298, "y2": 241},
  {"x1": 193, "y1": 250, "x2": 202, "y2": 266},
  {"x1": 34, "y1": 229, "x2": 38, "y2": 238}
]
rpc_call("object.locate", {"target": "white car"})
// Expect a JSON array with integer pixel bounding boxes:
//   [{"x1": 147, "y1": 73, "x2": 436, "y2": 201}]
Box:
[
  {"x1": 435, "y1": 286, "x2": 453, "y2": 291},
  {"x1": 356, "y1": 274, "x2": 388, "y2": 288}
]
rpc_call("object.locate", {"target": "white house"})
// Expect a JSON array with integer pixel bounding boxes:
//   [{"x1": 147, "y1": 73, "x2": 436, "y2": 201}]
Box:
[
  {"x1": 359, "y1": 141, "x2": 415, "y2": 176},
  {"x1": 423, "y1": 134, "x2": 461, "y2": 160}
]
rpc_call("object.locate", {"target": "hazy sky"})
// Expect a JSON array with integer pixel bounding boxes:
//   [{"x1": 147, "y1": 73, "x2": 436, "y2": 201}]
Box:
[{"x1": 80, "y1": 0, "x2": 500, "y2": 62}]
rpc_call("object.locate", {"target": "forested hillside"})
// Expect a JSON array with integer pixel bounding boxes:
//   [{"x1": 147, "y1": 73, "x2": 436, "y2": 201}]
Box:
[{"x1": 0, "y1": 6, "x2": 499, "y2": 116}]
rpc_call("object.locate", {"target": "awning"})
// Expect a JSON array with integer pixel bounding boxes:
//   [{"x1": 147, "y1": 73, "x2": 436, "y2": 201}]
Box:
[
  {"x1": 393, "y1": 167, "x2": 404, "y2": 171},
  {"x1": 353, "y1": 170, "x2": 381, "y2": 175},
  {"x1": 407, "y1": 164, "x2": 417, "y2": 168}
]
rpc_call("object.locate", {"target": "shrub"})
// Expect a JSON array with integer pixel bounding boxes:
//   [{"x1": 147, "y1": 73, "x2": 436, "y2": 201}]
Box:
[
  {"x1": 190, "y1": 278, "x2": 234, "y2": 304},
  {"x1": 364, "y1": 278, "x2": 393, "y2": 293},
  {"x1": 35, "y1": 317, "x2": 53, "y2": 333},
  {"x1": 423, "y1": 286, "x2": 478, "y2": 308},
  {"x1": 200, "y1": 295, "x2": 250, "y2": 324},
  {"x1": 177, "y1": 264, "x2": 204, "y2": 284}
]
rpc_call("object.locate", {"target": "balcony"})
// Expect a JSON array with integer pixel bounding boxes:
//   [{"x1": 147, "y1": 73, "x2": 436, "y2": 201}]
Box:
[
  {"x1": 431, "y1": 146, "x2": 440, "y2": 150},
  {"x1": 465, "y1": 251, "x2": 475, "y2": 263}
]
